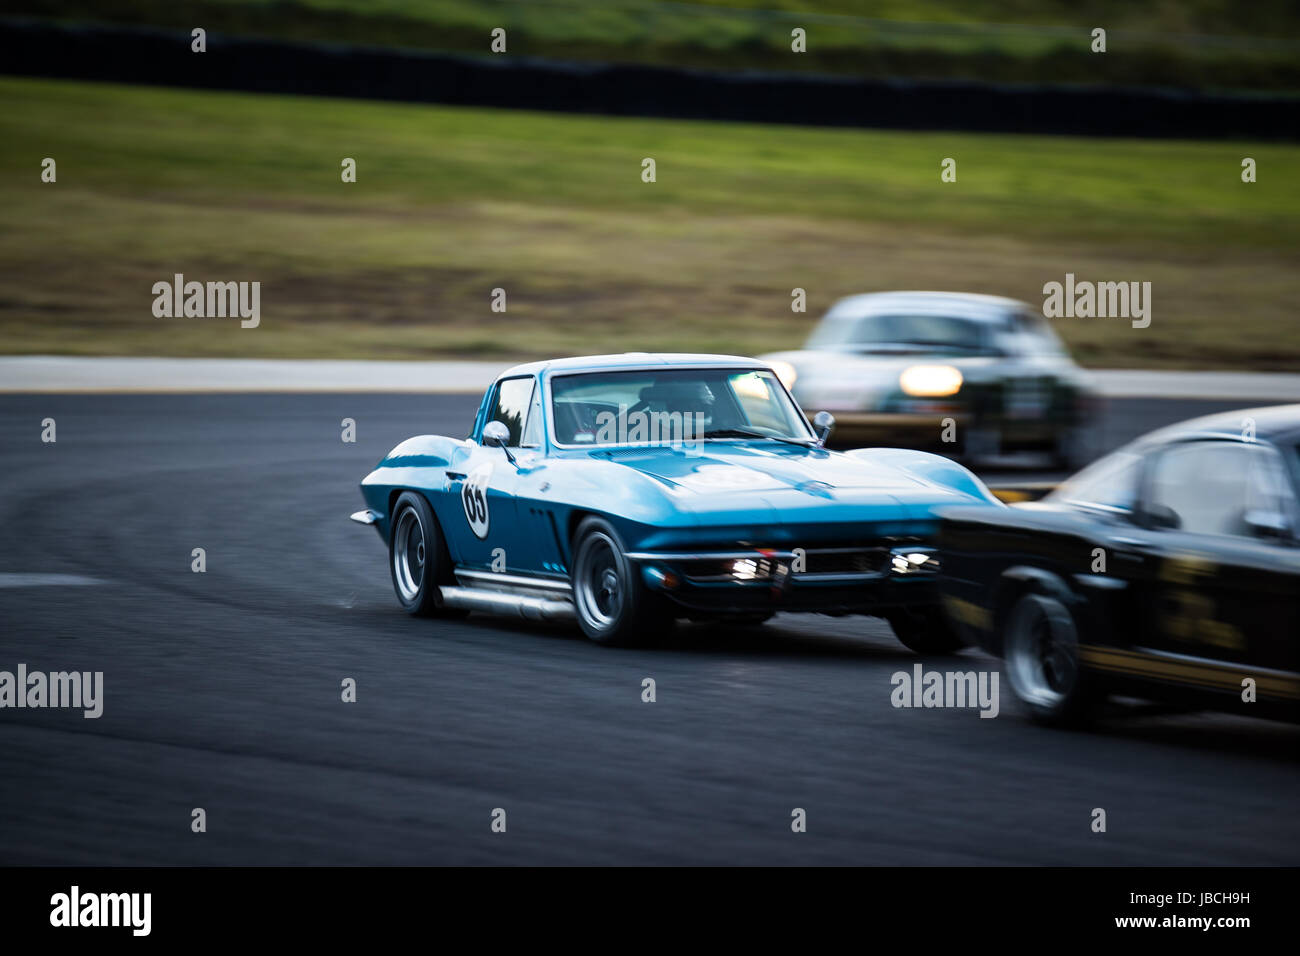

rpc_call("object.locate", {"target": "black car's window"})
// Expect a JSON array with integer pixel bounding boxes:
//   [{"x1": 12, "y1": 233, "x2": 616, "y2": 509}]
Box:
[
  {"x1": 1250, "y1": 444, "x2": 1298, "y2": 526},
  {"x1": 807, "y1": 313, "x2": 990, "y2": 354},
  {"x1": 1145, "y1": 440, "x2": 1294, "y2": 538},
  {"x1": 1052, "y1": 451, "x2": 1141, "y2": 513},
  {"x1": 486, "y1": 376, "x2": 535, "y2": 447}
]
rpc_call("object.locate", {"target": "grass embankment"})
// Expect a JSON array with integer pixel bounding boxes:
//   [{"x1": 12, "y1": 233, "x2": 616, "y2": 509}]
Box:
[{"x1": 2, "y1": 78, "x2": 1297, "y2": 367}]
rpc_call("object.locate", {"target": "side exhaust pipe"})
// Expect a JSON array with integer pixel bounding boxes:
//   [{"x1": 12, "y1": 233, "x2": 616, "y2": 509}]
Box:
[{"x1": 437, "y1": 586, "x2": 575, "y2": 622}]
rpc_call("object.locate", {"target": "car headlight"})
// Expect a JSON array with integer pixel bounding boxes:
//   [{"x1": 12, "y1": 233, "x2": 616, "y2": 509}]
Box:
[
  {"x1": 730, "y1": 558, "x2": 775, "y2": 581},
  {"x1": 899, "y1": 365, "x2": 962, "y2": 397},
  {"x1": 768, "y1": 360, "x2": 798, "y2": 389},
  {"x1": 890, "y1": 551, "x2": 939, "y2": 574}
]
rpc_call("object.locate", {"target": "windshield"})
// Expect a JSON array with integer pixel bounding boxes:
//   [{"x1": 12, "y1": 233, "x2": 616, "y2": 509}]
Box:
[
  {"x1": 807, "y1": 313, "x2": 991, "y2": 355},
  {"x1": 550, "y1": 368, "x2": 813, "y2": 446}
]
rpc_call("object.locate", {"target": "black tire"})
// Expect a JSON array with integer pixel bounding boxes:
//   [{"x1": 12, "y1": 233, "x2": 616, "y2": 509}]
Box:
[
  {"x1": 1002, "y1": 591, "x2": 1100, "y2": 725},
  {"x1": 570, "y1": 516, "x2": 670, "y2": 645},
  {"x1": 388, "y1": 491, "x2": 464, "y2": 618},
  {"x1": 887, "y1": 606, "x2": 964, "y2": 654}
]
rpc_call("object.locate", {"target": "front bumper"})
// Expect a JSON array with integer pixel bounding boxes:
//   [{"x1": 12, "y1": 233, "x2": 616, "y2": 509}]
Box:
[{"x1": 627, "y1": 544, "x2": 941, "y2": 616}]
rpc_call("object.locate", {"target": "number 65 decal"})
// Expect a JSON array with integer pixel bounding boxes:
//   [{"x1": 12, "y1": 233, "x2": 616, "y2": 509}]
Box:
[{"x1": 461, "y1": 462, "x2": 493, "y2": 539}]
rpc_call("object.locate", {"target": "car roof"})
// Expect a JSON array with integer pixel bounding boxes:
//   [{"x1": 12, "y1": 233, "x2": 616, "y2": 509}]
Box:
[
  {"x1": 822, "y1": 291, "x2": 1027, "y2": 323},
  {"x1": 498, "y1": 353, "x2": 771, "y2": 378},
  {"x1": 1133, "y1": 404, "x2": 1300, "y2": 447}
]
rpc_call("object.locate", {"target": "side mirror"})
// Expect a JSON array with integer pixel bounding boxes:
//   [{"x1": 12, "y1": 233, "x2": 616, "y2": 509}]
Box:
[
  {"x1": 482, "y1": 420, "x2": 516, "y2": 465},
  {"x1": 1244, "y1": 509, "x2": 1292, "y2": 541},
  {"x1": 1143, "y1": 503, "x2": 1180, "y2": 530},
  {"x1": 813, "y1": 410, "x2": 835, "y2": 447}
]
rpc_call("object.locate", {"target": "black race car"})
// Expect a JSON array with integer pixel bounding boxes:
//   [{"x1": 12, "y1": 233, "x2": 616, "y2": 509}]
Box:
[{"x1": 937, "y1": 404, "x2": 1300, "y2": 724}]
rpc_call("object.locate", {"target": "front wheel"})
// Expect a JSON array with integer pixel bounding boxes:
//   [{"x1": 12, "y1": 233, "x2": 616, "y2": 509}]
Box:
[
  {"x1": 571, "y1": 517, "x2": 668, "y2": 645},
  {"x1": 887, "y1": 606, "x2": 963, "y2": 654},
  {"x1": 1002, "y1": 592, "x2": 1099, "y2": 725},
  {"x1": 388, "y1": 491, "x2": 463, "y2": 618}
]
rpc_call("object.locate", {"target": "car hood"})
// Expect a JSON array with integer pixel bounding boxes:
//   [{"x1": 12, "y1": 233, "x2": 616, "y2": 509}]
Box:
[{"x1": 591, "y1": 442, "x2": 976, "y2": 523}]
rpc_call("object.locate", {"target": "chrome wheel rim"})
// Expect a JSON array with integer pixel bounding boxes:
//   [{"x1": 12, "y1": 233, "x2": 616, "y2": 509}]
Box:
[
  {"x1": 393, "y1": 507, "x2": 426, "y2": 602},
  {"x1": 574, "y1": 532, "x2": 623, "y2": 631},
  {"x1": 1005, "y1": 594, "x2": 1078, "y2": 710}
]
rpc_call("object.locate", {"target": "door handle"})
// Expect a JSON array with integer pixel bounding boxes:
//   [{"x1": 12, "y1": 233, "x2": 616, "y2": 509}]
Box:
[{"x1": 445, "y1": 471, "x2": 467, "y2": 481}]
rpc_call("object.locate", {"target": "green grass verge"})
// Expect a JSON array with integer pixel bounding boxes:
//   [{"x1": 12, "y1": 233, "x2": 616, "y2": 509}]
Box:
[{"x1": 1, "y1": 77, "x2": 1297, "y2": 368}]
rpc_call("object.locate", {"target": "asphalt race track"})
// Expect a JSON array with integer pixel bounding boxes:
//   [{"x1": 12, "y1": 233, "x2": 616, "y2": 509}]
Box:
[{"x1": 1, "y1": 393, "x2": 1296, "y2": 865}]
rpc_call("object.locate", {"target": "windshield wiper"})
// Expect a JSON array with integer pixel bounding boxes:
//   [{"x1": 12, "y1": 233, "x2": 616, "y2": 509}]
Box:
[{"x1": 702, "y1": 427, "x2": 814, "y2": 447}]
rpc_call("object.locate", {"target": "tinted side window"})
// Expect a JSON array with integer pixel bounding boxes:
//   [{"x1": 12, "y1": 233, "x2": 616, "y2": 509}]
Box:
[
  {"x1": 1146, "y1": 441, "x2": 1289, "y2": 538},
  {"x1": 487, "y1": 377, "x2": 535, "y2": 447},
  {"x1": 1053, "y1": 451, "x2": 1141, "y2": 513}
]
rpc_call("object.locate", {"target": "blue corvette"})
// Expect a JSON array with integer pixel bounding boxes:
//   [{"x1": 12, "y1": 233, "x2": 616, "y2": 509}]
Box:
[{"x1": 351, "y1": 353, "x2": 1001, "y2": 647}]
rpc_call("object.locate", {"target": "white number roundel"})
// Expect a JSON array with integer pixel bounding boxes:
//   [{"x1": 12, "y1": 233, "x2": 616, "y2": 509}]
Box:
[{"x1": 461, "y1": 463, "x2": 493, "y2": 539}]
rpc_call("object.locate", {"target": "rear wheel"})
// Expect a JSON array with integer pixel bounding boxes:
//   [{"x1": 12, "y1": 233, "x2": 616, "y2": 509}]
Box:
[
  {"x1": 571, "y1": 517, "x2": 669, "y2": 645},
  {"x1": 887, "y1": 606, "x2": 963, "y2": 654},
  {"x1": 388, "y1": 491, "x2": 464, "y2": 618},
  {"x1": 1003, "y1": 592, "x2": 1099, "y2": 725}
]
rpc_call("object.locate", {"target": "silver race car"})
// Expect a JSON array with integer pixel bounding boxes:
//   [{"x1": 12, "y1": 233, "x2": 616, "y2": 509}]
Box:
[{"x1": 762, "y1": 291, "x2": 1097, "y2": 466}]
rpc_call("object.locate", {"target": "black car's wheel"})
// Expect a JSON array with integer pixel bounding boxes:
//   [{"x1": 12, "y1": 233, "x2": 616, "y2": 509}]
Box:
[
  {"x1": 1002, "y1": 592, "x2": 1099, "y2": 725},
  {"x1": 388, "y1": 491, "x2": 463, "y2": 618},
  {"x1": 887, "y1": 606, "x2": 964, "y2": 654},
  {"x1": 571, "y1": 516, "x2": 669, "y2": 645}
]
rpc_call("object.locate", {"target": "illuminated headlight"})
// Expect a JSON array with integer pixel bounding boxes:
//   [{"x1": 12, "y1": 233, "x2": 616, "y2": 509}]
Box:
[
  {"x1": 899, "y1": 365, "x2": 962, "y2": 397},
  {"x1": 730, "y1": 558, "x2": 775, "y2": 581},
  {"x1": 891, "y1": 551, "x2": 938, "y2": 574},
  {"x1": 768, "y1": 360, "x2": 798, "y2": 389}
]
